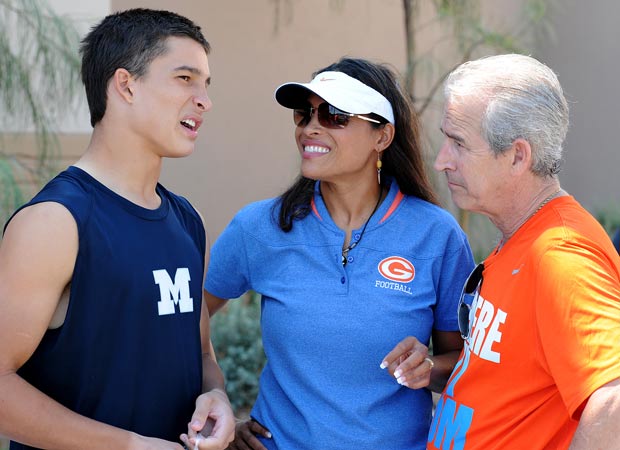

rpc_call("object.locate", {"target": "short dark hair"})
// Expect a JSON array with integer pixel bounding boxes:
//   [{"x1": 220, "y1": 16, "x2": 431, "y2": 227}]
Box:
[
  {"x1": 80, "y1": 8, "x2": 210, "y2": 127},
  {"x1": 275, "y1": 57, "x2": 437, "y2": 232}
]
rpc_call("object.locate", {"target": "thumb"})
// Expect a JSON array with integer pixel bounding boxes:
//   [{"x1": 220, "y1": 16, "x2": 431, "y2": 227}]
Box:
[{"x1": 189, "y1": 403, "x2": 212, "y2": 433}]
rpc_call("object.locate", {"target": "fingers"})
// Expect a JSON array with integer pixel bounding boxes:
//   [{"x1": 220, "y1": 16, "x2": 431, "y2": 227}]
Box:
[
  {"x1": 187, "y1": 396, "x2": 213, "y2": 437},
  {"x1": 394, "y1": 356, "x2": 434, "y2": 389},
  {"x1": 381, "y1": 336, "x2": 425, "y2": 374},
  {"x1": 381, "y1": 336, "x2": 433, "y2": 389},
  {"x1": 185, "y1": 418, "x2": 234, "y2": 450},
  {"x1": 227, "y1": 420, "x2": 270, "y2": 450},
  {"x1": 181, "y1": 434, "x2": 232, "y2": 450},
  {"x1": 183, "y1": 391, "x2": 235, "y2": 449},
  {"x1": 246, "y1": 419, "x2": 271, "y2": 439},
  {"x1": 179, "y1": 433, "x2": 194, "y2": 450}
]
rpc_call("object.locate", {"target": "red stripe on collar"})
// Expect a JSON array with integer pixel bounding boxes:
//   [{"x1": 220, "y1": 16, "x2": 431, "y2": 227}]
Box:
[
  {"x1": 379, "y1": 190, "x2": 404, "y2": 224},
  {"x1": 310, "y1": 197, "x2": 323, "y2": 221}
]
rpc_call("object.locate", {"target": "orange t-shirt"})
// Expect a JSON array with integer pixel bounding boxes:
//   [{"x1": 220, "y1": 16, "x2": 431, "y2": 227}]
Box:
[{"x1": 428, "y1": 196, "x2": 620, "y2": 449}]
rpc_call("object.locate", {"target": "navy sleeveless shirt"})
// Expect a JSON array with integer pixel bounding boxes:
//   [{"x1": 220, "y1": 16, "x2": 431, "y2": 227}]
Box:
[{"x1": 8, "y1": 166, "x2": 206, "y2": 449}]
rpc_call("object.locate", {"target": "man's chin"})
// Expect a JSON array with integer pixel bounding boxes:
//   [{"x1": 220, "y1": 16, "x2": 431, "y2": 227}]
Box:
[{"x1": 447, "y1": 190, "x2": 469, "y2": 209}]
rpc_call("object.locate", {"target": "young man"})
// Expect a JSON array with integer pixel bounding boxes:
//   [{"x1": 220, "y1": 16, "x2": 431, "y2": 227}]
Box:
[
  {"x1": 429, "y1": 54, "x2": 620, "y2": 449},
  {"x1": 0, "y1": 9, "x2": 234, "y2": 450}
]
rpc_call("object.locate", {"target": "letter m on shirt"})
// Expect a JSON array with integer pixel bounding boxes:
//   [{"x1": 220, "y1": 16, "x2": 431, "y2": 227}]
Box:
[
  {"x1": 153, "y1": 268, "x2": 193, "y2": 315},
  {"x1": 428, "y1": 396, "x2": 473, "y2": 449}
]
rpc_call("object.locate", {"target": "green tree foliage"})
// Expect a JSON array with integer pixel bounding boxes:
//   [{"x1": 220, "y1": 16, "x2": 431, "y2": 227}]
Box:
[
  {"x1": 1, "y1": 4, "x2": 78, "y2": 446},
  {"x1": 403, "y1": 0, "x2": 551, "y2": 116},
  {"x1": 210, "y1": 291, "x2": 265, "y2": 415},
  {"x1": 596, "y1": 205, "x2": 620, "y2": 236},
  {"x1": 0, "y1": 0, "x2": 81, "y2": 224}
]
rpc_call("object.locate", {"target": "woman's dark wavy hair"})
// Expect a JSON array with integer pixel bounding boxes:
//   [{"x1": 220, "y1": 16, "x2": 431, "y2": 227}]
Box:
[{"x1": 274, "y1": 57, "x2": 437, "y2": 232}]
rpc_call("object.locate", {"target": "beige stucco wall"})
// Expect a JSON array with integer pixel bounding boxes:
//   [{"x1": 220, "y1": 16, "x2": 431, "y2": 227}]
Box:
[
  {"x1": 115, "y1": 0, "x2": 619, "y2": 241},
  {"x1": 6, "y1": 1, "x2": 618, "y2": 242},
  {"x1": 536, "y1": 0, "x2": 620, "y2": 216},
  {"x1": 120, "y1": 0, "x2": 411, "y2": 240}
]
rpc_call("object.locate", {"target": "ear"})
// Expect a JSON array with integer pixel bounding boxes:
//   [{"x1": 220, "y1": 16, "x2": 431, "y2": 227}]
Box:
[
  {"x1": 375, "y1": 123, "x2": 395, "y2": 152},
  {"x1": 112, "y1": 68, "x2": 136, "y2": 103},
  {"x1": 510, "y1": 138, "x2": 533, "y2": 175}
]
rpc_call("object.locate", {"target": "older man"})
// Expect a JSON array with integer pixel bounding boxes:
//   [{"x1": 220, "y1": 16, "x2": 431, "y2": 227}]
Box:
[{"x1": 428, "y1": 54, "x2": 620, "y2": 449}]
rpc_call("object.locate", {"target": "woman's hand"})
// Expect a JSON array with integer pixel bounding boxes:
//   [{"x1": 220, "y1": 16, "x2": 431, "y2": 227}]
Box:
[
  {"x1": 226, "y1": 418, "x2": 271, "y2": 450},
  {"x1": 380, "y1": 336, "x2": 434, "y2": 389}
]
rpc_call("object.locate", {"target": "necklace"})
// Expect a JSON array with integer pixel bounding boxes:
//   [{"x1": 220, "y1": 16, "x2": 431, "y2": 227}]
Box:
[
  {"x1": 498, "y1": 188, "x2": 562, "y2": 250},
  {"x1": 523, "y1": 188, "x2": 562, "y2": 225},
  {"x1": 342, "y1": 189, "x2": 383, "y2": 267}
]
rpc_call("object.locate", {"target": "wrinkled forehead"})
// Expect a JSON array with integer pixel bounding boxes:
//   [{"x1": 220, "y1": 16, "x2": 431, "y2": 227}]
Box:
[{"x1": 442, "y1": 95, "x2": 487, "y2": 135}]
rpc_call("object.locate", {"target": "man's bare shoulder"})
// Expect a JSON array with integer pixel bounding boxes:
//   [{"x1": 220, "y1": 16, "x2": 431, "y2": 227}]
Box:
[
  {"x1": 4, "y1": 201, "x2": 77, "y2": 243},
  {"x1": 0, "y1": 202, "x2": 79, "y2": 368},
  {"x1": 1, "y1": 201, "x2": 78, "y2": 280}
]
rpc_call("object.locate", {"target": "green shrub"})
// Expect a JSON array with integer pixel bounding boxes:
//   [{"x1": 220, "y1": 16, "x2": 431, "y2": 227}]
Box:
[
  {"x1": 210, "y1": 291, "x2": 265, "y2": 416},
  {"x1": 595, "y1": 204, "x2": 620, "y2": 236}
]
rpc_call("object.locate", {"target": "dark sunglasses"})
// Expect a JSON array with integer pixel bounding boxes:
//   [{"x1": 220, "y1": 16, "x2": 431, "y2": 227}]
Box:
[
  {"x1": 458, "y1": 263, "x2": 484, "y2": 339},
  {"x1": 293, "y1": 102, "x2": 382, "y2": 129}
]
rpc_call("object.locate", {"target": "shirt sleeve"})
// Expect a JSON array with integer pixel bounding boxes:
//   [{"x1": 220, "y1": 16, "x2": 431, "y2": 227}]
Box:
[
  {"x1": 204, "y1": 213, "x2": 252, "y2": 300},
  {"x1": 434, "y1": 228, "x2": 475, "y2": 331},
  {"x1": 535, "y1": 241, "x2": 620, "y2": 418}
]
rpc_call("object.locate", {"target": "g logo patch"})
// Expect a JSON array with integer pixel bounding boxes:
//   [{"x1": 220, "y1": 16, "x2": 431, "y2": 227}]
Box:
[{"x1": 378, "y1": 257, "x2": 415, "y2": 283}]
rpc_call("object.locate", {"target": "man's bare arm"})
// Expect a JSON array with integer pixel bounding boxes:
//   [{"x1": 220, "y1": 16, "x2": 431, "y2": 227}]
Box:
[
  {"x1": 569, "y1": 378, "x2": 620, "y2": 450},
  {"x1": 0, "y1": 203, "x2": 182, "y2": 450}
]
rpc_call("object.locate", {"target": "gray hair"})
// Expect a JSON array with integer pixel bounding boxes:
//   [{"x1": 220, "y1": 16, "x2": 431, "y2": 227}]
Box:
[{"x1": 444, "y1": 54, "x2": 569, "y2": 177}]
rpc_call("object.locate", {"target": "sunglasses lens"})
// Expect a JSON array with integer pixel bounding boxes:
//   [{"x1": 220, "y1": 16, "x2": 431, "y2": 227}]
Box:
[
  {"x1": 293, "y1": 103, "x2": 351, "y2": 129},
  {"x1": 319, "y1": 104, "x2": 349, "y2": 128},
  {"x1": 465, "y1": 263, "x2": 484, "y2": 292},
  {"x1": 458, "y1": 302, "x2": 471, "y2": 338},
  {"x1": 458, "y1": 291, "x2": 480, "y2": 338},
  {"x1": 293, "y1": 109, "x2": 310, "y2": 127},
  {"x1": 458, "y1": 263, "x2": 484, "y2": 339}
]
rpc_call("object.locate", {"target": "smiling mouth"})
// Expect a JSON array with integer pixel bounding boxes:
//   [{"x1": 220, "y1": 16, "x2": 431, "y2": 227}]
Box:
[
  {"x1": 304, "y1": 145, "x2": 329, "y2": 154},
  {"x1": 180, "y1": 119, "x2": 197, "y2": 131}
]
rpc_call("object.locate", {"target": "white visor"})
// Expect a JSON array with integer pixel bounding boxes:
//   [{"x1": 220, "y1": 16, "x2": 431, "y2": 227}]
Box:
[{"x1": 274, "y1": 71, "x2": 395, "y2": 125}]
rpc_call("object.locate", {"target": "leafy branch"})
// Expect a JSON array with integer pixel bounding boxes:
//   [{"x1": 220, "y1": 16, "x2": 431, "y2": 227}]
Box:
[{"x1": 0, "y1": 0, "x2": 81, "y2": 222}]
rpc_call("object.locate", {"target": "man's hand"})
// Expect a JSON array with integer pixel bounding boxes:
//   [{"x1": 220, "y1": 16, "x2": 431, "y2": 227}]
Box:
[
  {"x1": 380, "y1": 336, "x2": 434, "y2": 389},
  {"x1": 226, "y1": 418, "x2": 271, "y2": 450},
  {"x1": 180, "y1": 389, "x2": 235, "y2": 450}
]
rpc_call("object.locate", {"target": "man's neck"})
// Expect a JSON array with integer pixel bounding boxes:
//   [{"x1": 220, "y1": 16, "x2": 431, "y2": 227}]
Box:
[
  {"x1": 495, "y1": 180, "x2": 563, "y2": 244},
  {"x1": 75, "y1": 127, "x2": 163, "y2": 209}
]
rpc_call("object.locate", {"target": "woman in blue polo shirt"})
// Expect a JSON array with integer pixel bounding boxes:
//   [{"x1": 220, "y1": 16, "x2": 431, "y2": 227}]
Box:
[{"x1": 204, "y1": 57, "x2": 474, "y2": 450}]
